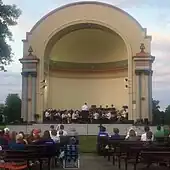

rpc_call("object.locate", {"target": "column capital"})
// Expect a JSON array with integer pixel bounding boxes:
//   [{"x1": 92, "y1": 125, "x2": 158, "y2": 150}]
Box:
[
  {"x1": 135, "y1": 70, "x2": 153, "y2": 75},
  {"x1": 21, "y1": 72, "x2": 29, "y2": 77},
  {"x1": 143, "y1": 70, "x2": 153, "y2": 75},
  {"x1": 30, "y1": 72, "x2": 37, "y2": 77},
  {"x1": 135, "y1": 70, "x2": 142, "y2": 75}
]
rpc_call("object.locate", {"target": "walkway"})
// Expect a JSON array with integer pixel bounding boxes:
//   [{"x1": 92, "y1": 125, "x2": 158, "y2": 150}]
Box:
[{"x1": 55, "y1": 154, "x2": 170, "y2": 170}]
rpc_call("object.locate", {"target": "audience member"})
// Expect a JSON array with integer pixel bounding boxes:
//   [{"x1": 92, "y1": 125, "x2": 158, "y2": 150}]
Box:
[
  {"x1": 31, "y1": 129, "x2": 41, "y2": 143},
  {"x1": 4, "y1": 128, "x2": 10, "y2": 141},
  {"x1": 98, "y1": 126, "x2": 109, "y2": 137},
  {"x1": 57, "y1": 125, "x2": 67, "y2": 136},
  {"x1": 0, "y1": 129, "x2": 8, "y2": 146},
  {"x1": 9, "y1": 134, "x2": 25, "y2": 150},
  {"x1": 146, "y1": 131, "x2": 153, "y2": 141},
  {"x1": 125, "y1": 126, "x2": 137, "y2": 139},
  {"x1": 163, "y1": 125, "x2": 170, "y2": 137},
  {"x1": 141, "y1": 126, "x2": 152, "y2": 141},
  {"x1": 19, "y1": 131, "x2": 28, "y2": 144},
  {"x1": 154, "y1": 125, "x2": 164, "y2": 138},
  {"x1": 126, "y1": 129, "x2": 139, "y2": 141},
  {"x1": 51, "y1": 129, "x2": 60, "y2": 143},
  {"x1": 49, "y1": 125, "x2": 55, "y2": 137},
  {"x1": 110, "y1": 128, "x2": 120, "y2": 139},
  {"x1": 10, "y1": 131, "x2": 17, "y2": 142}
]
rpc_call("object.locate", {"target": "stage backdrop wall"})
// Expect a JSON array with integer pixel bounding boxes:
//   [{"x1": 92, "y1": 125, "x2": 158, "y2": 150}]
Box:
[{"x1": 47, "y1": 75, "x2": 128, "y2": 110}]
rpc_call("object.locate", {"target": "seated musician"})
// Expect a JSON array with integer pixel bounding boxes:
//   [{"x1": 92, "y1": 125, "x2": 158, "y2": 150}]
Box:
[
  {"x1": 106, "y1": 111, "x2": 111, "y2": 120},
  {"x1": 110, "y1": 128, "x2": 120, "y2": 139},
  {"x1": 72, "y1": 111, "x2": 79, "y2": 123},
  {"x1": 93, "y1": 111, "x2": 99, "y2": 121}
]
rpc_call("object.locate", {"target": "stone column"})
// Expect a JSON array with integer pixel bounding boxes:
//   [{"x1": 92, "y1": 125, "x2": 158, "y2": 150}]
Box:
[
  {"x1": 148, "y1": 71, "x2": 153, "y2": 121},
  {"x1": 21, "y1": 72, "x2": 28, "y2": 121},
  {"x1": 31, "y1": 72, "x2": 37, "y2": 121},
  {"x1": 135, "y1": 71, "x2": 142, "y2": 120},
  {"x1": 140, "y1": 70, "x2": 153, "y2": 120}
]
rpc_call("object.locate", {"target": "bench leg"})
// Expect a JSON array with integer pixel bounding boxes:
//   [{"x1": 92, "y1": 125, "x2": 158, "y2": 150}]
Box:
[
  {"x1": 108, "y1": 155, "x2": 110, "y2": 161},
  {"x1": 118, "y1": 157, "x2": 121, "y2": 169},
  {"x1": 39, "y1": 160, "x2": 43, "y2": 170},
  {"x1": 125, "y1": 159, "x2": 128, "y2": 170},
  {"x1": 112, "y1": 155, "x2": 115, "y2": 165},
  {"x1": 48, "y1": 158, "x2": 51, "y2": 170}
]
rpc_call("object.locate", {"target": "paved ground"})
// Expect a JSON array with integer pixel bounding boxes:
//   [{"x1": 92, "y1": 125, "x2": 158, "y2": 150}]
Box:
[
  {"x1": 54, "y1": 154, "x2": 170, "y2": 170},
  {"x1": 79, "y1": 155, "x2": 114, "y2": 170}
]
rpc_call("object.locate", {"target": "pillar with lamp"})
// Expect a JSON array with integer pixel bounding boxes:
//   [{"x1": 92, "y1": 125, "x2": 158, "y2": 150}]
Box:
[{"x1": 19, "y1": 46, "x2": 39, "y2": 122}]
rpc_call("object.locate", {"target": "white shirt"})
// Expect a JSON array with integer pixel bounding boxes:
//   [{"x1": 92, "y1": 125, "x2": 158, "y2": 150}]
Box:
[
  {"x1": 67, "y1": 113, "x2": 71, "y2": 118},
  {"x1": 81, "y1": 104, "x2": 89, "y2": 111},
  {"x1": 51, "y1": 135, "x2": 60, "y2": 143},
  {"x1": 62, "y1": 114, "x2": 66, "y2": 119},
  {"x1": 141, "y1": 133, "x2": 147, "y2": 141},
  {"x1": 141, "y1": 132, "x2": 153, "y2": 141},
  {"x1": 45, "y1": 112, "x2": 50, "y2": 117},
  {"x1": 72, "y1": 112, "x2": 77, "y2": 119},
  {"x1": 106, "y1": 112, "x2": 111, "y2": 119},
  {"x1": 57, "y1": 130, "x2": 68, "y2": 137},
  {"x1": 93, "y1": 112, "x2": 99, "y2": 120}
]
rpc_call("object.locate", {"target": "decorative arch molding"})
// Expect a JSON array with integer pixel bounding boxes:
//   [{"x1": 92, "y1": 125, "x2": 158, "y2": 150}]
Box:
[{"x1": 30, "y1": 1, "x2": 144, "y2": 33}]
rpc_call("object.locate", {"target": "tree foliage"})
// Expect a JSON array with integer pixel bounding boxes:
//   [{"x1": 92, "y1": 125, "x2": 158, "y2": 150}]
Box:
[
  {"x1": 4, "y1": 94, "x2": 21, "y2": 122},
  {"x1": 0, "y1": 0, "x2": 21, "y2": 65},
  {"x1": 152, "y1": 99, "x2": 162, "y2": 125}
]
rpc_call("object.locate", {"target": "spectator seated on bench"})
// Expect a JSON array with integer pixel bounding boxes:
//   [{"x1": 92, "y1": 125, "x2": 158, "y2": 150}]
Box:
[
  {"x1": 154, "y1": 125, "x2": 164, "y2": 138},
  {"x1": 0, "y1": 129, "x2": 8, "y2": 147},
  {"x1": 110, "y1": 128, "x2": 120, "y2": 140},
  {"x1": 125, "y1": 129, "x2": 139, "y2": 141},
  {"x1": 8, "y1": 134, "x2": 25, "y2": 150},
  {"x1": 98, "y1": 126, "x2": 109, "y2": 137}
]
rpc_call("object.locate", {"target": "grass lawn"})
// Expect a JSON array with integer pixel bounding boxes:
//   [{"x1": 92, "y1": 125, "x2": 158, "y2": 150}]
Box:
[
  {"x1": 0, "y1": 125, "x2": 6, "y2": 129},
  {"x1": 79, "y1": 135, "x2": 97, "y2": 153}
]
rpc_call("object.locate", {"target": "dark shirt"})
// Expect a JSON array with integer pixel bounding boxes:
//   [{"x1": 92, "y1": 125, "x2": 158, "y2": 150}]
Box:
[
  {"x1": 9, "y1": 142, "x2": 25, "y2": 150},
  {"x1": 110, "y1": 134, "x2": 120, "y2": 139},
  {"x1": 98, "y1": 132, "x2": 109, "y2": 137},
  {"x1": 0, "y1": 136, "x2": 8, "y2": 146},
  {"x1": 34, "y1": 138, "x2": 56, "y2": 155},
  {"x1": 4, "y1": 134, "x2": 10, "y2": 141}
]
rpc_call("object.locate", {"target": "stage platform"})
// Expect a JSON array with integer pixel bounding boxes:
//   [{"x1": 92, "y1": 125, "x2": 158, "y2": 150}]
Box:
[{"x1": 6, "y1": 124, "x2": 158, "y2": 135}]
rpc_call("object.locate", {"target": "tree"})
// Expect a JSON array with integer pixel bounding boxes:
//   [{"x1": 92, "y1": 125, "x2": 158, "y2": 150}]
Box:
[
  {"x1": 165, "y1": 105, "x2": 170, "y2": 114},
  {"x1": 152, "y1": 99, "x2": 162, "y2": 125},
  {"x1": 152, "y1": 99, "x2": 160, "y2": 112},
  {"x1": 0, "y1": 0, "x2": 21, "y2": 66},
  {"x1": 4, "y1": 94, "x2": 21, "y2": 122},
  {"x1": 164, "y1": 105, "x2": 170, "y2": 125}
]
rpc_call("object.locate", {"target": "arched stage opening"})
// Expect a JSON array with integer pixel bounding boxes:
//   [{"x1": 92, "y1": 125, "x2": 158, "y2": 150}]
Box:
[{"x1": 44, "y1": 23, "x2": 128, "y2": 110}]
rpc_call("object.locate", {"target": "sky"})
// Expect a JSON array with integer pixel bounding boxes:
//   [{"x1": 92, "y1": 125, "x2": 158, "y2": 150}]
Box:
[{"x1": 0, "y1": 0, "x2": 170, "y2": 110}]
